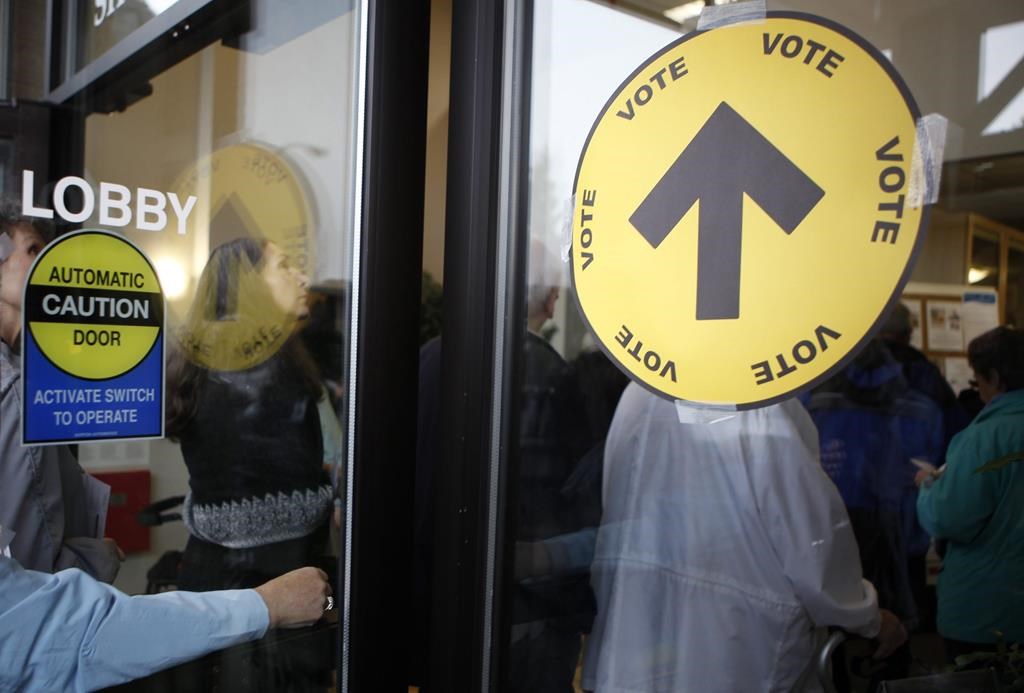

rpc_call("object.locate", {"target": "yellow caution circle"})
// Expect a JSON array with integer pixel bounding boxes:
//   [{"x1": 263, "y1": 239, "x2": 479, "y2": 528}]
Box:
[
  {"x1": 26, "y1": 230, "x2": 164, "y2": 380},
  {"x1": 171, "y1": 143, "x2": 314, "y2": 372},
  {"x1": 572, "y1": 12, "x2": 928, "y2": 408}
]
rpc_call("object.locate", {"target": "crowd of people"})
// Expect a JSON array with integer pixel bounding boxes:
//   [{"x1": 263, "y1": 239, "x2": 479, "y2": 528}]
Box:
[
  {"x1": 2, "y1": 197, "x2": 1023, "y2": 692},
  {"x1": 499, "y1": 248, "x2": 1024, "y2": 692}
]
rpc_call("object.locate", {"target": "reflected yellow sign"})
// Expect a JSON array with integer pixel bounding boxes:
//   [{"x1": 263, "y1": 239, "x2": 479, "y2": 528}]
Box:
[
  {"x1": 173, "y1": 143, "x2": 313, "y2": 372},
  {"x1": 572, "y1": 12, "x2": 927, "y2": 408}
]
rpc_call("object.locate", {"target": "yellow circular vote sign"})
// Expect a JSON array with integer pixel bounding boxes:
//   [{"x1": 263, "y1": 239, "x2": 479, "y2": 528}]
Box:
[
  {"x1": 172, "y1": 143, "x2": 313, "y2": 372},
  {"x1": 174, "y1": 143, "x2": 314, "y2": 277},
  {"x1": 572, "y1": 12, "x2": 928, "y2": 408},
  {"x1": 25, "y1": 231, "x2": 164, "y2": 380}
]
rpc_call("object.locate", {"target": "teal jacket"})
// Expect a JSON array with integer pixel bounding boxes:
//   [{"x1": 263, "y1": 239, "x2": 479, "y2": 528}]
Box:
[{"x1": 917, "y1": 389, "x2": 1024, "y2": 644}]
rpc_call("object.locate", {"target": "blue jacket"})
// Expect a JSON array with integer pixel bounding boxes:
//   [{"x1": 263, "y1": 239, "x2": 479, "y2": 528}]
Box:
[
  {"x1": 917, "y1": 389, "x2": 1024, "y2": 644},
  {"x1": 806, "y1": 345, "x2": 942, "y2": 623},
  {"x1": 884, "y1": 340, "x2": 969, "y2": 455},
  {"x1": 807, "y1": 352, "x2": 943, "y2": 550}
]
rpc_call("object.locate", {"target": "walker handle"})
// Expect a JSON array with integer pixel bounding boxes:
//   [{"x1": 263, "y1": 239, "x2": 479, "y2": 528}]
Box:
[{"x1": 816, "y1": 629, "x2": 847, "y2": 693}]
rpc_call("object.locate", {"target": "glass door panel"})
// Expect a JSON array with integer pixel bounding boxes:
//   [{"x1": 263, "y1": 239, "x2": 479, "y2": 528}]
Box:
[
  {"x1": 83, "y1": 10, "x2": 359, "y2": 688},
  {"x1": 3, "y1": 3, "x2": 361, "y2": 690},
  {"x1": 491, "y1": 1, "x2": 1024, "y2": 692},
  {"x1": 502, "y1": 4, "x2": 679, "y2": 691}
]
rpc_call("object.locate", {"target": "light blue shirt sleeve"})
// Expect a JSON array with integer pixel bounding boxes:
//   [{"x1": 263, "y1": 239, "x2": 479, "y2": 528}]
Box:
[{"x1": 0, "y1": 556, "x2": 269, "y2": 692}]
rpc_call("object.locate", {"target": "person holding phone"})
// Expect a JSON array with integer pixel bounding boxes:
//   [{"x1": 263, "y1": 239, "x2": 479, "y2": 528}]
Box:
[{"x1": 916, "y1": 326, "x2": 1024, "y2": 660}]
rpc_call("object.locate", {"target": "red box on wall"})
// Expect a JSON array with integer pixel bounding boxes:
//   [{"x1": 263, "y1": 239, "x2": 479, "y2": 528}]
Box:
[{"x1": 90, "y1": 469, "x2": 151, "y2": 554}]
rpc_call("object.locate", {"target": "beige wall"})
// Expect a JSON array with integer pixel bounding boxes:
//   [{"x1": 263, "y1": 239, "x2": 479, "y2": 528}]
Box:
[
  {"x1": 76, "y1": 13, "x2": 360, "y2": 595},
  {"x1": 422, "y1": 0, "x2": 451, "y2": 284},
  {"x1": 911, "y1": 208, "x2": 970, "y2": 285}
]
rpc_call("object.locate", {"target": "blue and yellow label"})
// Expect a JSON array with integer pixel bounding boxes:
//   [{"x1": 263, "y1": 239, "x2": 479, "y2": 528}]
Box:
[{"x1": 23, "y1": 229, "x2": 165, "y2": 444}]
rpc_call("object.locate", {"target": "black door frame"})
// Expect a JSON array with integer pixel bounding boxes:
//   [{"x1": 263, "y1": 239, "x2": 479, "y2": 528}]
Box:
[
  {"x1": 429, "y1": 0, "x2": 534, "y2": 690},
  {"x1": 347, "y1": 0, "x2": 430, "y2": 690}
]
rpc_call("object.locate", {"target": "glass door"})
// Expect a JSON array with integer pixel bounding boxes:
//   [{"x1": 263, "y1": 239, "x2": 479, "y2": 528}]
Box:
[
  {"x1": 2, "y1": 1, "x2": 429, "y2": 690},
  {"x1": 82, "y1": 11, "x2": 360, "y2": 690},
  {"x1": 438, "y1": 0, "x2": 1024, "y2": 691}
]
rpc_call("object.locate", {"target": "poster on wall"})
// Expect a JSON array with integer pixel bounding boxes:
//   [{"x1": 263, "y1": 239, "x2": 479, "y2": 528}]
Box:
[
  {"x1": 961, "y1": 291, "x2": 1000, "y2": 346},
  {"x1": 925, "y1": 301, "x2": 964, "y2": 352},
  {"x1": 944, "y1": 356, "x2": 973, "y2": 395},
  {"x1": 21, "y1": 230, "x2": 165, "y2": 445}
]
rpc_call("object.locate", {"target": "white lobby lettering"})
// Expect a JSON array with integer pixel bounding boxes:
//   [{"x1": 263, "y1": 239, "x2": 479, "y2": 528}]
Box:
[{"x1": 21, "y1": 170, "x2": 198, "y2": 235}]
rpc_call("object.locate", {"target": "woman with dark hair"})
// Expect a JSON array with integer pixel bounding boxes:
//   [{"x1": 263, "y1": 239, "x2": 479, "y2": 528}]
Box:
[
  {"x1": 915, "y1": 326, "x2": 1024, "y2": 660},
  {"x1": 168, "y1": 237, "x2": 332, "y2": 589},
  {"x1": 166, "y1": 238, "x2": 334, "y2": 690}
]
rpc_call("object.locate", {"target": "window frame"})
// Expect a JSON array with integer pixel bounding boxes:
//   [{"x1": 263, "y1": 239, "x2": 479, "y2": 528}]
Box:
[{"x1": 428, "y1": 0, "x2": 534, "y2": 690}]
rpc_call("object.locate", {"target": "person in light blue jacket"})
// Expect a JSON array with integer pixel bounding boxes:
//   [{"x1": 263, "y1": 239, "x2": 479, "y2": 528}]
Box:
[
  {"x1": 916, "y1": 326, "x2": 1024, "y2": 660},
  {"x1": 0, "y1": 546, "x2": 332, "y2": 692}
]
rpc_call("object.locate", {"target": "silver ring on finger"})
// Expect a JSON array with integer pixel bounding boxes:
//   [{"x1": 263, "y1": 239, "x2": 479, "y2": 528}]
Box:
[{"x1": 324, "y1": 595, "x2": 335, "y2": 612}]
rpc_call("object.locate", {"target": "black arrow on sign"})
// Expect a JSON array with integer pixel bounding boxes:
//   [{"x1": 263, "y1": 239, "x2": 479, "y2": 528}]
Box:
[{"x1": 629, "y1": 101, "x2": 824, "y2": 321}]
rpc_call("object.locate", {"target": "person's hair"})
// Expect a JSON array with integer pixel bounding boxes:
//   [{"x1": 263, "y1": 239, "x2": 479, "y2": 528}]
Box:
[
  {"x1": 879, "y1": 302, "x2": 913, "y2": 344},
  {"x1": 166, "y1": 237, "x2": 322, "y2": 439},
  {"x1": 967, "y1": 326, "x2": 1024, "y2": 392},
  {"x1": 205, "y1": 237, "x2": 265, "y2": 321},
  {"x1": 0, "y1": 195, "x2": 55, "y2": 243},
  {"x1": 526, "y1": 284, "x2": 555, "y2": 321}
]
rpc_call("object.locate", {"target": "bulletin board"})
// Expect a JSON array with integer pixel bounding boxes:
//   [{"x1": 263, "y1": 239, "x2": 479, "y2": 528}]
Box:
[{"x1": 901, "y1": 283, "x2": 1000, "y2": 394}]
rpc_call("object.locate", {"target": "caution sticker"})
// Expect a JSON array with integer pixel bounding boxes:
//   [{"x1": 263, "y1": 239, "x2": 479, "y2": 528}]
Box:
[
  {"x1": 571, "y1": 12, "x2": 928, "y2": 408},
  {"x1": 22, "y1": 230, "x2": 165, "y2": 444}
]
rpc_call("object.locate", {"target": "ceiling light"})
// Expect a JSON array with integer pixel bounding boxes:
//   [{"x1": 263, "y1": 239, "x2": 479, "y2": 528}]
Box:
[{"x1": 968, "y1": 267, "x2": 992, "y2": 284}]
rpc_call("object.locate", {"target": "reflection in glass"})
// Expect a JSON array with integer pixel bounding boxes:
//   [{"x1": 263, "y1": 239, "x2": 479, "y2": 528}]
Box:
[
  {"x1": 804, "y1": 339, "x2": 944, "y2": 685},
  {"x1": 77, "y1": 0, "x2": 164, "y2": 70},
  {"x1": 503, "y1": 3, "x2": 677, "y2": 690},
  {"x1": 57, "y1": 2, "x2": 358, "y2": 688},
  {"x1": 503, "y1": 1, "x2": 1024, "y2": 691},
  {"x1": 164, "y1": 237, "x2": 334, "y2": 689},
  {"x1": 508, "y1": 240, "x2": 599, "y2": 693}
]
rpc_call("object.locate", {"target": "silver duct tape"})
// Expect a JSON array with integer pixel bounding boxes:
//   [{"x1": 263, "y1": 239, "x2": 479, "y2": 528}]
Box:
[
  {"x1": 908, "y1": 113, "x2": 949, "y2": 208},
  {"x1": 697, "y1": 0, "x2": 767, "y2": 31}
]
